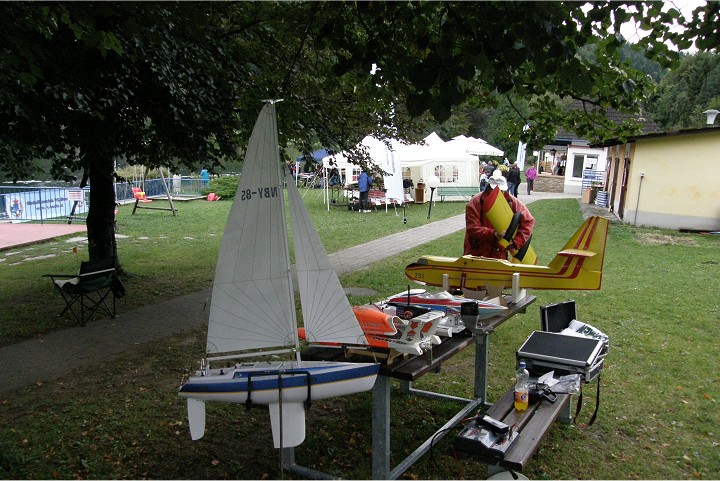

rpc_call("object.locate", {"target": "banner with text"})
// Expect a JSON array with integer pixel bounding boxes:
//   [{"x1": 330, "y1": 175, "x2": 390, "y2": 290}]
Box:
[{"x1": 3, "y1": 189, "x2": 88, "y2": 223}]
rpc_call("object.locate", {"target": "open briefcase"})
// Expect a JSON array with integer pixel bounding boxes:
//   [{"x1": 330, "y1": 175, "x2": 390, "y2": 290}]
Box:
[{"x1": 516, "y1": 330, "x2": 605, "y2": 383}]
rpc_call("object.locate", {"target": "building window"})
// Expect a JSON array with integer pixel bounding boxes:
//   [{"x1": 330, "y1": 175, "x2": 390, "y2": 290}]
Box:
[
  {"x1": 572, "y1": 154, "x2": 599, "y2": 178},
  {"x1": 434, "y1": 164, "x2": 459, "y2": 183}
]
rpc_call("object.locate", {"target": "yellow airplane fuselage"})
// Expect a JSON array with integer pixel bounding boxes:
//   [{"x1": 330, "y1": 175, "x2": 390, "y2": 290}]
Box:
[{"x1": 405, "y1": 216, "x2": 609, "y2": 292}]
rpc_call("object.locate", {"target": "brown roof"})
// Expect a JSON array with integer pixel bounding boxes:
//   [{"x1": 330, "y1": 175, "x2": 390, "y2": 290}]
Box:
[{"x1": 555, "y1": 99, "x2": 660, "y2": 143}]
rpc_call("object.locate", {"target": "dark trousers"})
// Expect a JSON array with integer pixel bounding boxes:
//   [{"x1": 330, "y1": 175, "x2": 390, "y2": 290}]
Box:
[
  {"x1": 527, "y1": 179, "x2": 534, "y2": 194},
  {"x1": 359, "y1": 190, "x2": 369, "y2": 210}
]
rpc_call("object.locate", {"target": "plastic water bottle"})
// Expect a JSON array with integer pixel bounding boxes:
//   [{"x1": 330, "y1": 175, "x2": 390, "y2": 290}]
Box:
[{"x1": 514, "y1": 361, "x2": 529, "y2": 411}]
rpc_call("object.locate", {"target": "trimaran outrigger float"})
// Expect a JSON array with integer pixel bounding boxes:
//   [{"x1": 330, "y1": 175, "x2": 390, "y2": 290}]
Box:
[{"x1": 178, "y1": 101, "x2": 379, "y2": 449}]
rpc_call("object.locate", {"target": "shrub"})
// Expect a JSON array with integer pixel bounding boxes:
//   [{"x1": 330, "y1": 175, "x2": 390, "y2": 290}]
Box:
[{"x1": 201, "y1": 174, "x2": 240, "y2": 200}]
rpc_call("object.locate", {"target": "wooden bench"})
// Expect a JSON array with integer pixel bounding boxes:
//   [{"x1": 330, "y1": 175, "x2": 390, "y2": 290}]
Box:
[
  {"x1": 456, "y1": 386, "x2": 572, "y2": 476},
  {"x1": 437, "y1": 186, "x2": 480, "y2": 201},
  {"x1": 367, "y1": 189, "x2": 413, "y2": 211}
]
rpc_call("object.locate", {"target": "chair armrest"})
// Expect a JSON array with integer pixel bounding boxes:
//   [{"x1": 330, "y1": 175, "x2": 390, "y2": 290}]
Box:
[{"x1": 78, "y1": 268, "x2": 115, "y2": 278}]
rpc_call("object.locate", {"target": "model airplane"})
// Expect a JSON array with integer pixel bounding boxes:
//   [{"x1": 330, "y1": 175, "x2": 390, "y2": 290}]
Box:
[
  {"x1": 385, "y1": 288, "x2": 507, "y2": 319},
  {"x1": 405, "y1": 216, "x2": 609, "y2": 295},
  {"x1": 353, "y1": 305, "x2": 443, "y2": 355}
]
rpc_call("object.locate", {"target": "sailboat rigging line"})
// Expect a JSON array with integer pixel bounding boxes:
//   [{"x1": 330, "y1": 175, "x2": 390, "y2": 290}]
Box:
[
  {"x1": 280, "y1": 166, "x2": 302, "y2": 365},
  {"x1": 279, "y1": 6, "x2": 318, "y2": 96}
]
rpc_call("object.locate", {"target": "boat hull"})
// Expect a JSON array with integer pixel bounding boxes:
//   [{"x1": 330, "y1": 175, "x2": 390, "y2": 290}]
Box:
[{"x1": 179, "y1": 361, "x2": 379, "y2": 404}]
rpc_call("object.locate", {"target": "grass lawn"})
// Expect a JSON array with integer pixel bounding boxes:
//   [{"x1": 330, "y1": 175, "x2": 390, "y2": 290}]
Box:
[{"x1": 0, "y1": 192, "x2": 718, "y2": 479}]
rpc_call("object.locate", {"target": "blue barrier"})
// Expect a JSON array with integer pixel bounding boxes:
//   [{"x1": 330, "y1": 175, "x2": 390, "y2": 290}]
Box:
[{"x1": 0, "y1": 177, "x2": 206, "y2": 224}]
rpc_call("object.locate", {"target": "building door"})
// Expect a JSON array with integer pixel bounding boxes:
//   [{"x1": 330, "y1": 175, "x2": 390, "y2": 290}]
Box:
[
  {"x1": 609, "y1": 152, "x2": 620, "y2": 212},
  {"x1": 618, "y1": 156, "x2": 630, "y2": 220}
]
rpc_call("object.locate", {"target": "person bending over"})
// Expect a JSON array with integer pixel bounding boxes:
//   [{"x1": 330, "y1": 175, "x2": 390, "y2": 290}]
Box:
[{"x1": 464, "y1": 170, "x2": 534, "y2": 260}]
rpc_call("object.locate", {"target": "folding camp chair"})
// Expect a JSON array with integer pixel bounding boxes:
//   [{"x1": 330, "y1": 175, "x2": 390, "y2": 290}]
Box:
[{"x1": 44, "y1": 257, "x2": 126, "y2": 326}]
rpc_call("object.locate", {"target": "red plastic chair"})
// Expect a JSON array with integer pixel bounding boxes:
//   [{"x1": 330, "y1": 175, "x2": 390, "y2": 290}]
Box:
[{"x1": 132, "y1": 187, "x2": 152, "y2": 203}]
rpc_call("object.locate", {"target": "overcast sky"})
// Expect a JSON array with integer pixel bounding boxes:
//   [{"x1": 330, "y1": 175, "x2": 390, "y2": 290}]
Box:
[{"x1": 619, "y1": 0, "x2": 705, "y2": 52}]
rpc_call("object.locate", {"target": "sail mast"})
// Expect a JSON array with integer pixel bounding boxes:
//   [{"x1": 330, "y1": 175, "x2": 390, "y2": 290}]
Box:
[{"x1": 268, "y1": 100, "x2": 302, "y2": 364}]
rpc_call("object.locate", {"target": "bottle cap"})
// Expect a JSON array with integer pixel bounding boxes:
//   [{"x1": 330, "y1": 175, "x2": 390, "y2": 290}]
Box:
[{"x1": 519, "y1": 361, "x2": 526, "y2": 369}]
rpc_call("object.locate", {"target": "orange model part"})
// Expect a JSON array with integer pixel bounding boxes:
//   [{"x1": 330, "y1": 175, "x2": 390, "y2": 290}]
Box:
[{"x1": 352, "y1": 305, "x2": 398, "y2": 336}]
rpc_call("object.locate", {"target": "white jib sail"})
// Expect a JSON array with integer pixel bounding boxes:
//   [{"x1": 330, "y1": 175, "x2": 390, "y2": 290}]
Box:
[{"x1": 285, "y1": 171, "x2": 369, "y2": 346}]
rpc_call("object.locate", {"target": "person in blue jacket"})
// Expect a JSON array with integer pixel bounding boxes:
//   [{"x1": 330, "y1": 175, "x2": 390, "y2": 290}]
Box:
[{"x1": 358, "y1": 170, "x2": 373, "y2": 213}]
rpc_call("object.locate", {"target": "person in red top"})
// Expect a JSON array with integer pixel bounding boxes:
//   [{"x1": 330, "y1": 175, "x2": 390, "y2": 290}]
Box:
[{"x1": 464, "y1": 170, "x2": 535, "y2": 260}]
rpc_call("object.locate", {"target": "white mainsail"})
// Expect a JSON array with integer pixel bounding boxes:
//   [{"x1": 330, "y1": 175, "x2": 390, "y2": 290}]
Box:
[{"x1": 206, "y1": 102, "x2": 296, "y2": 355}]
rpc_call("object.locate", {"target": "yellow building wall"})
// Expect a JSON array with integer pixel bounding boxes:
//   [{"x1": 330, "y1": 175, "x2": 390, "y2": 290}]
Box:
[{"x1": 627, "y1": 130, "x2": 720, "y2": 230}]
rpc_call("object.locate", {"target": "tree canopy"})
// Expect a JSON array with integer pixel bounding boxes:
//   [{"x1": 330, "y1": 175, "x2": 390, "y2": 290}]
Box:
[{"x1": 1, "y1": 1, "x2": 715, "y2": 262}]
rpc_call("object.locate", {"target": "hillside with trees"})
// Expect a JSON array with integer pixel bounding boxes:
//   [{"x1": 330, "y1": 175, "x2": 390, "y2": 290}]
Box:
[{"x1": 649, "y1": 52, "x2": 720, "y2": 129}]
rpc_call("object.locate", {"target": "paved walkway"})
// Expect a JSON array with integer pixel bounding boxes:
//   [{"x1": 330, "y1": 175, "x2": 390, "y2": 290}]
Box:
[
  {"x1": 0, "y1": 189, "x2": 579, "y2": 394},
  {"x1": 0, "y1": 223, "x2": 87, "y2": 251}
]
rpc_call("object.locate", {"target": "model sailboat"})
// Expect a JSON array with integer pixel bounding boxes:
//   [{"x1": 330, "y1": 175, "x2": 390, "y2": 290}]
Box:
[{"x1": 179, "y1": 101, "x2": 379, "y2": 448}]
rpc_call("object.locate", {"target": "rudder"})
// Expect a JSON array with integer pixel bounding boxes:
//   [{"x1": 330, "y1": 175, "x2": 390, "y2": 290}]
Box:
[{"x1": 548, "y1": 216, "x2": 609, "y2": 274}]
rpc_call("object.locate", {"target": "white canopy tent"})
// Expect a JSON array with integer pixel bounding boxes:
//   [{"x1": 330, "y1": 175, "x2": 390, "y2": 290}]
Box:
[
  {"x1": 322, "y1": 132, "x2": 504, "y2": 207},
  {"x1": 396, "y1": 135, "x2": 479, "y2": 188},
  {"x1": 321, "y1": 135, "x2": 405, "y2": 210}
]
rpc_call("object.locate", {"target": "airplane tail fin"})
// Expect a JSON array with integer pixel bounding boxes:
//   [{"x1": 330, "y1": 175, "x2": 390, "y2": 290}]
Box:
[{"x1": 546, "y1": 216, "x2": 609, "y2": 288}]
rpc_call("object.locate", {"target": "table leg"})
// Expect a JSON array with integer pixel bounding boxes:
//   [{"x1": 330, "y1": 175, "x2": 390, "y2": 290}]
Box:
[
  {"x1": 474, "y1": 332, "x2": 490, "y2": 405},
  {"x1": 372, "y1": 376, "x2": 391, "y2": 480}
]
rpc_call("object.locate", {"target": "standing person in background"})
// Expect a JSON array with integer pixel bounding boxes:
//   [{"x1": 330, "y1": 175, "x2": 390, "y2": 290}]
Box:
[
  {"x1": 506, "y1": 162, "x2": 521, "y2": 197},
  {"x1": 482, "y1": 163, "x2": 495, "y2": 178},
  {"x1": 358, "y1": 169, "x2": 373, "y2": 213},
  {"x1": 479, "y1": 169, "x2": 489, "y2": 192},
  {"x1": 525, "y1": 163, "x2": 537, "y2": 195},
  {"x1": 200, "y1": 167, "x2": 210, "y2": 187}
]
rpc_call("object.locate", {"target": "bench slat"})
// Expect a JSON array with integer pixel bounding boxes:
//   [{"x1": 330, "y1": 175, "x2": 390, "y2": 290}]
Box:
[
  {"x1": 483, "y1": 388, "x2": 570, "y2": 472},
  {"x1": 504, "y1": 395, "x2": 570, "y2": 471},
  {"x1": 437, "y1": 186, "x2": 480, "y2": 200}
]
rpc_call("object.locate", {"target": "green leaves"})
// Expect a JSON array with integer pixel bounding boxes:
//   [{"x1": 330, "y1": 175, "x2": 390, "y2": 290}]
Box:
[{"x1": 1, "y1": 1, "x2": 716, "y2": 256}]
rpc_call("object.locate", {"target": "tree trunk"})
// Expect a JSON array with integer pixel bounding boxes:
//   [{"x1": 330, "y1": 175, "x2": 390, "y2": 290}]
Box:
[{"x1": 85, "y1": 148, "x2": 119, "y2": 266}]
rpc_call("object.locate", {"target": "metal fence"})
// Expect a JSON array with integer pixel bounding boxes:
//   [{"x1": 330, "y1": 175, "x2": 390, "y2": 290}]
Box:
[
  {"x1": 116, "y1": 177, "x2": 206, "y2": 203},
  {"x1": 0, "y1": 177, "x2": 206, "y2": 224}
]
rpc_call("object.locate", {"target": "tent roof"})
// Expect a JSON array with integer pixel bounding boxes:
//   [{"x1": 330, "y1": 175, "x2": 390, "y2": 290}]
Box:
[
  {"x1": 296, "y1": 148, "x2": 335, "y2": 163},
  {"x1": 448, "y1": 135, "x2": 504, "y2": 156},
  {"x1": 423, "y1": 132, "x2": 445, "y2": 147},
  {"x1": 322, "y1": 133, "x2": 481, "y2": 169}
]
